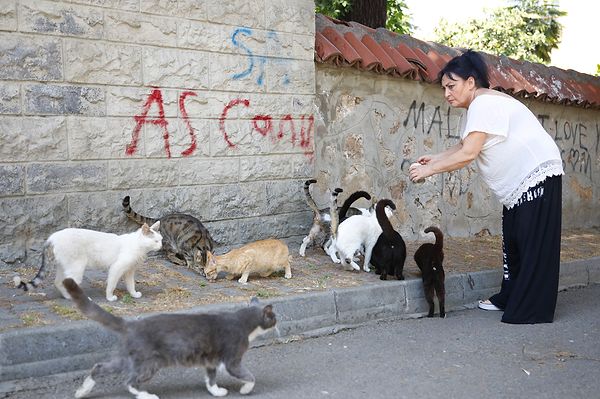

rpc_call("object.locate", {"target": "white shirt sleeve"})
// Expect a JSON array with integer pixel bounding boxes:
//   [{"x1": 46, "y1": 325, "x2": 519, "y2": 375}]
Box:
[{"x1": 462, "y1": 96, "x2": 510, "y2": 145}]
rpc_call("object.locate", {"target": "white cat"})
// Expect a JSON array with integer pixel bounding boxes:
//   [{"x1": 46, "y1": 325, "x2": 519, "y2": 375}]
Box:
[
  {"x1": 327, "y1": 205, "x2": 393, "y2": 272},
  {"x1": 14, "y1": 222, "x2": 162, "y2": 301}
]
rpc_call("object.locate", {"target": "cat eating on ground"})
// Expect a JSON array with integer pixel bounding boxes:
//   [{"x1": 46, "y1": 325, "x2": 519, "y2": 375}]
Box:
[
  {"x1": 413, "y1": 226, "x2": 446, "y2": 318},
  {"x1": 14, "y1": 222, "x2": 162, "y2": 301},
  {"x1": 298, "y1": 179, "x2": 371, "y2": 257},
  {"x1": 328, "y1": 199, "x2": 393, "y2": 272},
  {"x1": 370, "y1": 199, "x2": 407, "y2": 280},
  {"x1": 122, "y1": 195, "x2": 215, "y2": 276},
  {"x1": 62, "y1": 278, "x2": 276, "y2": 398},
  {"x1": 205, "y1": 239, "x2": 291, "y2": 284}
]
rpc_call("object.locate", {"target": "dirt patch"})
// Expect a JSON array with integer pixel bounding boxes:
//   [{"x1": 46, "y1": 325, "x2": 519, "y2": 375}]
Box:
[{"x1": 0, "y1": 227, "x2": 598, "y2": 332}]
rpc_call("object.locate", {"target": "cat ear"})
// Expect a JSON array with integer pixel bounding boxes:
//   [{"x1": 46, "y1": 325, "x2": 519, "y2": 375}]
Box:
[
  {"x1": 141, "y1": 223, "x2": 150, "y2": 234},
  {"x1": 150, "y1": 221, "x2": 160, "y2": 231}
]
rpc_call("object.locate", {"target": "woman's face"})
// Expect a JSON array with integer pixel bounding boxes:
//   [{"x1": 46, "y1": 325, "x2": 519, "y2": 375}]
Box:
[{"x1": 441, "y1": 73, "x2": 476, "y2": 108}]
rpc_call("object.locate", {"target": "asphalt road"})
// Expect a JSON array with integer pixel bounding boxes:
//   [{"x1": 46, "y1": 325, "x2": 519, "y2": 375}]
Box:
[{"x1": 7, "y1": 284, "x2": 600, "y2": 399}]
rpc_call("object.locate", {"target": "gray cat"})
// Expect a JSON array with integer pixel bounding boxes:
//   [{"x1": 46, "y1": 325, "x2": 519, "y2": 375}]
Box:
[
  {"x1": 63, "y1": 278, "x2": 276, "y2": 398},
  {"x1": 122, "y1": 195, "x2": 216, "y2": 275}
]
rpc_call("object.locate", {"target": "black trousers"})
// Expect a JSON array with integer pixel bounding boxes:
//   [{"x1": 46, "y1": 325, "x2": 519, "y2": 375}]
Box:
[{"x1": 489, "y1": 175, "x2": 562, "y2": 324}]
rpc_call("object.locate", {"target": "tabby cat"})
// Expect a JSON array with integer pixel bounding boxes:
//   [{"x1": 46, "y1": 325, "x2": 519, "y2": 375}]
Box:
[
  {"x1": 299, "y1": 179, "x2": 371, "y2": 257},
  {"x1": 122, "y1": 196, "x2": 215, "y2": 275},
  {"x1": 205, "y1": 239, "x2": 291, "y2": 284},
  {"x1": 370, "y1": 199, "x2": 407, "y2": 280},
  {"x1": 63, "y1": 278, "x2": 276, "y2": 398},
  {"x1": 14, "y1": 222, "x2": 162, "y2": 301},
  {"x1": 413, "y1": 226, "x2": 446, "y2": 318}
]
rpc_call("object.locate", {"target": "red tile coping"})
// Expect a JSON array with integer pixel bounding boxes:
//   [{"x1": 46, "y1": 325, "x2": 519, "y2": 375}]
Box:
[{"x1": 314, "y1": 13, "x2": 600, "y2": 109}]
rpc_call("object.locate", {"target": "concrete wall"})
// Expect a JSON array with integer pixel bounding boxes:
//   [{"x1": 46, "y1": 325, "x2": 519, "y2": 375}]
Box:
[
  {"x1": 0, "y1": 0, "x2": 317, "y2": 267},
  {"x1": 313, "y1": 65, "x2": 600, "y2": 239}
]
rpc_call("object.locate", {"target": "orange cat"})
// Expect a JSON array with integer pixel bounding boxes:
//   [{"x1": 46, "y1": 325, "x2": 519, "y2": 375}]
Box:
[{"x1": 205, "y1": 239, "x2": 292, "y2": 284}]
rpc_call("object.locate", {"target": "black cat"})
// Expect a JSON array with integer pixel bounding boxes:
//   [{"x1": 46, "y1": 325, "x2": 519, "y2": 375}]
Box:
[
  {"x1": 62, "y1": 278, "x2": 276, "y2": 398},
  {"x1": 370, "y1": 199, "x2": 407, "y2": 281},
  {"x1": 413, "y1": 226, "x2": 446, "y2": 318}
]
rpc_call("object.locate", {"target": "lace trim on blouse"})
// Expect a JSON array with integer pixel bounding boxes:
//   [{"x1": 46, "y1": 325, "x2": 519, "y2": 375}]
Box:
[{"x1": 503, "y1": 159, "x2": 564, "y2": 209}]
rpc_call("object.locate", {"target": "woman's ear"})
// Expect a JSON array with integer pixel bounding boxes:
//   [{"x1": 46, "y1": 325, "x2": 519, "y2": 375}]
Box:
[{"x1": 467, "y1": 76, "x2": 476, "y2": 89}]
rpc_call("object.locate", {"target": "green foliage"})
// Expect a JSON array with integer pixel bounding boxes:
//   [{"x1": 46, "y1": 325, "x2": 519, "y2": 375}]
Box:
[
  {"x1": 434, "y1": 0, "x2": 566, "y2": 64},
  {"x1": 596, "y1": 64, "x2": 600, "y2": 76},
  {"x1": 316, "y1": 0, "x2": 413, "y2": 34}
]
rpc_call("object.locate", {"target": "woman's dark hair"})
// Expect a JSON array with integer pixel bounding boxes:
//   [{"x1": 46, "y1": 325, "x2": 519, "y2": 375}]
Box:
[{"x1": 438, "y1": 50, "x2": 490, "y2": 89}]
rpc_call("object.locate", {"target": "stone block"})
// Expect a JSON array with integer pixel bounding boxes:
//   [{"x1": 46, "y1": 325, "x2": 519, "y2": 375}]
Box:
[
  {"x1": 204, "y1": 219, "x2": 239, "y2": 248},
  {"x1": 178, "y1": 20, "x2": 237, "y2": 53},
  {"x1": 64, "y1": 40, "x2": 141, "y2": 85},
  {"x1": 209, "y1": 52, "x2": 267, "y2": 93},
  {"x1": 266, "y1": 1, "x2": 315, "y2": 35},
  {"x1": 335, "y1": 282, "x2": 407, "y2": 324},
  {"x1": 0, "y1": 34, "x2": 62, "y2": 81},
  {"x1": 270, "y1": 291, "x2": 337, "y2": 336},
  {"x1": 0, "y1": 83, "x2": 20, "y2": 114},
  {"x1": 237, "y1": 213, "x2": 310, "y2": 244},
  {"x1": 268, "y1": 59, "x2": 316, "y2": 94},
  {"x1": 240, "y1": 155, "x2": 294, "y2": 182},
  {"x1": 19, "y1": 0, "x2": 103, "y2": 38},
  {"x1": 27, "y1": 162, "x2": 107, "y2": 194},
  {"x1": 206, "y1": 1, "x2": 264, "y2": 29},
  {"x1": 24, "y1": 84, "x2": 105, "y2": 116},
  {"x1": 559, "y1": 260, "x2": 589, "y2": 290},
  {"x1": 0, "y1": 165, "x2": 24, "y2": 196},
  {"x1": 265, "y1": 179, "x2": 306, "y2": 214},
  {"x1": 175, "y1": 0, "x2": 207, "y2": 20},
  {"x1": 68, "y1": 117, "x2": 140, "y2": 160},
  {"x1": 178, "y1": 157, "x2": 239, "y2": 186},
  {"x1": 0, "y1": 1, "x2": 16, "y2": 31},
  {"x1": 142, "y1": 186, "x2": 212, "y2": 223},
  {"x1": 209, "y1": 182, "x2": 266, "y2": 220},
  {"x1": 588, "y1": 257, "x2": 600, "y2": 284},
  {"x1": 0, "y1": 116, "x2": 68, "y2": 162},
  {"x1": 105, "y1": 10, "x2": 177, "y2": 46},
  {"x1": 209, "y1": 119, "x2": 270, "y2": 157},
  {"x1": 0, "y1": 195, "x2": 68, "y2": 264},
  {"x1": 145, "y1": 118, "x2": 210, "y2": 158},
  {"x1": 67, "y1": 191, "x2": 133, "y2": 232},
  {"x1": 143, "y1": 47, "x2": 209, "y2": 90},
  {"x1": 108, "y1": 160, "x2": 179, "y2": 189},
  {"x1": 69, "y1": 0, "x2": 138, "y2": 11},
  {"x1": 462, "y1": 269, "x2": 503, "y2": 304},
  {"x1": 105, "y1": 87, "x2": 178, "y2": 118}
]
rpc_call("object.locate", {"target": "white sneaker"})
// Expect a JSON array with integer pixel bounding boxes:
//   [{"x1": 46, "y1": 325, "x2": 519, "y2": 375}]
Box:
[{"x1": 478, "y1": 300, "x2": 502, "y2": 311}]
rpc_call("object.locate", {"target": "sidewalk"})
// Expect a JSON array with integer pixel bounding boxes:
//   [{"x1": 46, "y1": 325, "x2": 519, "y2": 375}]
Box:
[{"x1": 1, "y1": 228, "x2": 599, "y2": 394}]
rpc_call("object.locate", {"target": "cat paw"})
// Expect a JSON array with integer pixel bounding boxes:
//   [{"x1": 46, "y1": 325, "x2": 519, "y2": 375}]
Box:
[
  {"x1": 131, "y1": 291, "x2": 142, "y2": 298},
  {"x1": 240, "y1": 382, "x2": 255, "y2": 395},
  {"x1": 363, "y1": 267, "x2": 371, "y2": 273},
  {"x1": 75, "y1": 376, "x2": 95, "y2": 398},
  {"x1": 106, "y1": 295, "x2": 118, "y2": 302},
  {"x1": 284, "y1": 273, "x2": 292, "y2": 279}
]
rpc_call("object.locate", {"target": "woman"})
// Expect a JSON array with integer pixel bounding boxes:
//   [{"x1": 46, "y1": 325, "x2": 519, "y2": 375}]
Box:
[{"x1": 409, "y1": 50, "x2": 564, "y2": 324}]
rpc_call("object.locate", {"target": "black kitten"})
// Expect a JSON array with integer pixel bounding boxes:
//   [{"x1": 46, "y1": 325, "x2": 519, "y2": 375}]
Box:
[
  {"x1": 413, "y1": 226, "x2": 446, "y2": 318},
  {"x1": 370, "y1": 199, "x2": 407, "y2": 280},
  {"x1": 63, "y1": 278, "x2": 276, "y2": 398}
]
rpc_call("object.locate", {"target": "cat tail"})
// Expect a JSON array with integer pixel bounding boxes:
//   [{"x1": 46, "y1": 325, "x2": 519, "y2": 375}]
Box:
[
  {"x1": 338, "y1": 190, "x2": 372, "y2": 221},
  {"x1": 13, "y1": 241, "x2": 53, "y2": 292},
  {"x1": 375, "y1": 199, "x2": 397, "y2": 240},
  {"x1": 303, "y1": 179, "x2": 321, "y2": 215},
  {"x1": 329, "y1": 188, "x2": 343, "y2": 239},
  {"x1": 424, "y1": 226, "x2": 444, "y2": 250},
  {"x1": 63, "y1": 278, "x2": 127, "y2": 333},
  {"x1": 122, "y1": 195, "x2": 158, "y2": 226}
]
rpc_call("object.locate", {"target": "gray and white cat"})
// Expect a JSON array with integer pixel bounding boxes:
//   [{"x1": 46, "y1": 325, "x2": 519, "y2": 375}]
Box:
[
  {"x1": 122, "y1": 196, "x2": 216, "y2": 276},
  {"x1": 14, "y1": 222, "x2": 162, "y2": 301},
  {"x1": 63, "y1": 278, "x2": 277, "y2": 399}
]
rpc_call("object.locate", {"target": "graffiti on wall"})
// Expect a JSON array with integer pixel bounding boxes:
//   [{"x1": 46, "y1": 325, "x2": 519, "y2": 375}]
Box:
[
  {"x1": 230, "y1": 27, "x2": 290, "y2": 87},
  {"x1": 538, "y1": 115, "x2": 598, "y2": 180},
  {"x1": 125, "y1": 89, "x2": 314, "y2": 157},
  {"x1": 125, "y1": 27, "x2": 308, "y2": 158},
  {"x1": 402, "y1": 100, "x2": 456, "y2": 138}
]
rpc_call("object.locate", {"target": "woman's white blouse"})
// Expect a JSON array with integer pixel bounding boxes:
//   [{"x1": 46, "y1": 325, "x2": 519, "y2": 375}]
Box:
[{"x1": 462, "y1": 94, "x2": 564, "y2": 209}]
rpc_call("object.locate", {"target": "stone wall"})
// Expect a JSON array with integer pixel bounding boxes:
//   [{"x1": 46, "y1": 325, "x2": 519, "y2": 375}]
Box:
[
  {"x1": 313, "y1": 65, "x2": 600, "y2": 239},
  {"x1": 0, "y1": 0, "x2": 316, "y2": 267}
]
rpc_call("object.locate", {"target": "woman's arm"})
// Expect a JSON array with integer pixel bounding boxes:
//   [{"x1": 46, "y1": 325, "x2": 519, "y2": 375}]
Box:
[
  {"x1": 409, "y1": 132, "x2": 487, "y2": 182},
  {"x1": 416, "y1": 142, "x2": 462, "y2": 164}
]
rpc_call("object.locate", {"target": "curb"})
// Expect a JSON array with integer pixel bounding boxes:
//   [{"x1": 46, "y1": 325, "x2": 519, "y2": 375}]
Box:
[{"x1": 1, "y1": 257, "x2": 599, "y2": 394}]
